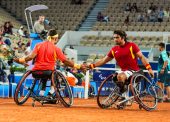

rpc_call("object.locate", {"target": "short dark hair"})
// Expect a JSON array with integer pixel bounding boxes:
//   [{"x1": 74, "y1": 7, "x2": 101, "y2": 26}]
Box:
[
  {"x1": 158, "y1": 42, "x2": 165, "y2": 48},
  {"x1": 47, "y1": 29, "x2": 57, "y2": 36},
  {"x1": 113, "y1": 30, "x2": 127, "y2": 41}
]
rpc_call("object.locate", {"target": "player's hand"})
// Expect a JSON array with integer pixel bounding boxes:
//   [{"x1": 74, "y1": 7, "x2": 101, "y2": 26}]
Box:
[
  {"x1": 88, "y1": 63, "x2": 95, "y2": 70},
  {"x1": 148, "y1": 69, "x2": 154, "y2": 78},
  {"x1": 13, "y1": 58, "x2": 29, "y2": 67},
  {"x1": 160, "y1": 69, "x2": 165, "y2": 74}
]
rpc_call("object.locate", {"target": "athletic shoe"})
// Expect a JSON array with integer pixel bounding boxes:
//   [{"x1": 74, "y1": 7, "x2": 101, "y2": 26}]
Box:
[
  {"x1": 46, "y1": 92, "x2": 57, "y2": 104},
  {"x1": 158, "y1": 98, "x2": 163, "y2": 103},
  {"x1": 163, "y1": 99, "x2": 170, "y2": 103}
]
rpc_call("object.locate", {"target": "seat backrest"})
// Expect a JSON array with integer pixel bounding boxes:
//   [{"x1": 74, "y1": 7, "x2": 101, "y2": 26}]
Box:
[{"x1": 32, "y1": 70, "x2": 53, "y2": 79}]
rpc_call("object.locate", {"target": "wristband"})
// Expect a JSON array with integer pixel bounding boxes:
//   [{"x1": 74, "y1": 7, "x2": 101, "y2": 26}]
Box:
[
  {"x1": 145, "y1": 64, "x2": 151, "y2": 70},
  {"x1": 89, "y1": 64, "x2": 95, "y2": 69},
  {"x1": 19, "y1": 58, "x2": 26, "y2": 63},
  {"x1": 74, "y1": 63, "x2": 81, "y2": 69}
]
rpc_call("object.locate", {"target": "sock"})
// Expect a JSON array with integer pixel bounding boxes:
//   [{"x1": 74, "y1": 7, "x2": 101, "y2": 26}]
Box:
[
  {"x1": 39, "y1": 90, "x2": 45, "y2": 96},
  {"x1": 49, "y1": 86, "x2": 55, "y2": 94}
]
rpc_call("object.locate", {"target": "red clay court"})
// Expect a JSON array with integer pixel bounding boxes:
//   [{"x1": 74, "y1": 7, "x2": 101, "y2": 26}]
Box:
[{"x1": 0, "y1": 98, "x2": 170, "y2": 122}]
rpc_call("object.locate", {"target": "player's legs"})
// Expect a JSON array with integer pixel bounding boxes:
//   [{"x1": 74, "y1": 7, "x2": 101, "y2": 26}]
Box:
[
  {"x1": 164, "y1": 74, "x2": 170, "y2": 102},
  {"x1": 157, "y1": 73, "x2": 165, "y2": 102},
  {"x1": 39, "y1": 78, "x2": 48, "y2": 96},
  {"x1": 116, "y1": 70, "x2": 133, "y2": 92}
]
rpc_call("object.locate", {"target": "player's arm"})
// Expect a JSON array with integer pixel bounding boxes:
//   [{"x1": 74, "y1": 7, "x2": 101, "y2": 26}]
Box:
[
  {"x1": 162, "y1": 61, "x2": 168, "y2": 70},
  {"x1": 13, "y1": 51, "x2": 37, "y2": 66},
  {"x1": 89, "y1": 56, "x2": 112, "y2": 69},
  {"x1": 13, "y1": 44, "x2": 39, "y2": 65},
  {"x1": 161, "y1": 52, "x2": 169, "y2": 71},
  {"x1": 56, "y1": 47, "x2": 82, "y2": 69},
  {"x1": 136, "y1": 51, "x2": 154, "y2": 77},
  {"x1": 24, "y1": 52, "x2": 37, "y2": 62},
  {"x1": 63, "y1": 59, "x2": 74, "y2": 68},
  {"x1": 136, "y1": 51, "x2": 149, "y2": 66}
]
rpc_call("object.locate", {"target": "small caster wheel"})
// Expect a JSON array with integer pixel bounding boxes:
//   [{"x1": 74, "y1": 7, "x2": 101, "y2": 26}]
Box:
[
  {"x1": 32, "y1": 103, "x2": 35, "y2": 107},
  {"x1": 139, "y1": 105, "x2": 142, "y2": 110},
  {"x1": 117, "y1": 105, "x2": 121, "y2": 110},
  {"x1": 117, "y1": 104, "x2": 125, "y2": 110},
  {"x1": 56, "y1": 100, "x2": 59, "y2": 104}
]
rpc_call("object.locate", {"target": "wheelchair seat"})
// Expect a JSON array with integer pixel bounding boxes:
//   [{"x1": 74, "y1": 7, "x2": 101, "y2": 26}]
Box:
[
  {"x1": 125, "y1": 70, "x2": 144, "y2": 85},
  {"x1": 32, "y1": 70, "x2": 53, "y2": 79}
]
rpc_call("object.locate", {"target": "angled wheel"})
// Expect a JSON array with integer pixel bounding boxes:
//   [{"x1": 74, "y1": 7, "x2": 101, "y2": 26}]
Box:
[
  {"x1": 130, "y1": 73, "x2": 157, "y2": 111},
  {"x1": 97, "y1": 74, "x2": 119, "y2": 109},
  {"x1": 14, "y1": 70, "x2": 36, "y2": 105},
  {"x1": 52, "y1": 70, "x2": 73, "y2": 107},
  {"x1": 148, "y1": 84, "x2": 164, "y2": 101}
]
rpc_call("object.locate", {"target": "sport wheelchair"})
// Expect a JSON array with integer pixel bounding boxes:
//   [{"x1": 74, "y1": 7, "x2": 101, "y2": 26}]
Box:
[
  {"x1": 97, "y1": 71, "x2": 162, "y2": 111},
  {"x1": 14, "y1": 70, "x2": 73, "y2": 107}
]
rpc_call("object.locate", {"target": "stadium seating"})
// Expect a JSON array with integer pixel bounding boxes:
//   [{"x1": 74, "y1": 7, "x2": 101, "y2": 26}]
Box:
[
  {"x1": 0, "y1": 8, "x2": 22, "y2": 29},
  {"x1": 0, "y1": 0, "x2": 96, "y2": 36},
  {"x1": 92, "y1": 0, "x2": 170, "y2": 32}
]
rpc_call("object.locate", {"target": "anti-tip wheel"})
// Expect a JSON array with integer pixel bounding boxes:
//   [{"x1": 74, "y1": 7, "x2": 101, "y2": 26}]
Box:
[{"x1": 32, "y1": 103, "x2": 35, "y2": 107}]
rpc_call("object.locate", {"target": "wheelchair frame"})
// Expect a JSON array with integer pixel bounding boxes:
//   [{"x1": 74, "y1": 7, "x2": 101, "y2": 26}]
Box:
[
  {"x1": 97, "y1": 72, "x2": 160, "y2": 111},
  {"x1": 14, "y1": 70, "x2": 73, "y2": 107}
]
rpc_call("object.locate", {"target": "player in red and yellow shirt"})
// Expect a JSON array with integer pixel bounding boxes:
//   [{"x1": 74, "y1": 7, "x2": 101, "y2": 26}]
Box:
[
  {"x1": 14, "y1": 29, "x2": 84, "y2": 97},
  {"x1": 89, "y1": 30, "x2": 154, "y2": 92},
  {"x1": 15, "y1": 29, "x2": 83, "y2": 71}
]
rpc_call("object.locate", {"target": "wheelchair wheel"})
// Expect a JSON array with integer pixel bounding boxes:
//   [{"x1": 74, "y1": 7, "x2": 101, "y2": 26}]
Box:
[
  {"x1": 130, "y1": 73, "x2": 157, "y2": 111},
  {"x1": 97, "y1": 74, "x2": 119, "y2": 109},
  {"x1": 148, "y1": 85, "x2": 164, "y2": 101},
  {"x1": 52, "y1": 70, "x2": 73, "y2": 107},
  {"x1": 14, "y1": 71, "x2": 36, "y2": 105}
]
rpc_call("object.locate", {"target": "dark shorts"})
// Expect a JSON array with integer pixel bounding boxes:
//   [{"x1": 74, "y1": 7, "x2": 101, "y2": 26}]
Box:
[
  {"x1": 158, "y1": 72, "x2": 170, "y2": 86},
  {"x1": 165, "y1": 73, "x2": 170, "y2": 87}
]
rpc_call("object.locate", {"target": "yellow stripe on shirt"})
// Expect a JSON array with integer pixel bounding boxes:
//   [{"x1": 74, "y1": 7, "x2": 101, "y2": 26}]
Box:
[
  {"x1": 111, "y1": 50, "x2": 114, "y2": 57},
  {"x1": 54, "y1": 51, "x2": 57, "y2": 61},
  {"x1": 130, "y1": 46, "x2": 135, "y2": 59}
]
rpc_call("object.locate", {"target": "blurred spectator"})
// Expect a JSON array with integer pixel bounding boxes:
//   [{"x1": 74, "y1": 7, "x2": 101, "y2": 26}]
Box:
[
  {"x1": 103, "y1": 13, "x2": 110, "y2": 22},
  {"x1": 34, "y1": 15, "x2": 46, "y2": 34},
  {"x1": 0, "y1": 26, "x2": 4, "y2": 36},
  {"x1": 147, "y1": 8, "x2": 152, "y2": 15},
  {"x1": 3, "y1": 21, "x2": 13, "y2": 35},
  {"x1": 164, "y1": 7, "x2": 170, "y2": 18},
  {"x1": 157, "y1": 8, "x2": 164, "y2": 22},
  {"x1": 71, "y1": 0, "x2": 83, "y2": 5},
  {"x1": 124, "y1": 3, "x2": 131, "y2": 13},
  {"x1": 97, "y1": 12, "x2": 109, "y2": 22},
  {"x1": 18, "y1": 43, "x2": 26, "y2": 53},
  {"x1": 137, "y1": 13, "x2": 145, "y2": 22},
  {"x1": 149, "y1": 3, "x2": 157, "y2": 12},
  {"x1": 18, "y1": 26, "x2": 26, "y2": 37},
  {"x1": 4, "y1": 38, "x2": 11, "y2": 47},
  {"x1": 149, "y1": 10, "x2": 158, "y2": 22},
  {"x1": 0, "y1": 36, "x2": 4, "y2": 45},
  {"x1": 131, "y1": 3, "x2": 138, "y2": 12},
  {"x1": 24, "y1": 30, "x2": 29, "y2": 38},
  {"x1": 124, "y1": 15, "x2": 130, "y2": 25},
  {"x1": 25, "y1": 46, "x2": 31, "y2": 55},
  {"x1": 97, "y1": 12, "x2": 104, "y2": 22}
]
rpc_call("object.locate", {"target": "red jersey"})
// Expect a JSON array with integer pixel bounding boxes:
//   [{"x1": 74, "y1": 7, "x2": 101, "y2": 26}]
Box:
[
  {"x1": 32, "y1": 41, "x2": 66, "y2": 71},
  {"x1": 107, "y1": 42, "x2": 140, "y2": 71}
]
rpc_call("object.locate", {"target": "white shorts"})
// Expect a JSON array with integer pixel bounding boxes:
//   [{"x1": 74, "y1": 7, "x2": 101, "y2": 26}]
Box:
[{"x1": 116, "y1": 70, "x2": 134, "y2": 79}]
